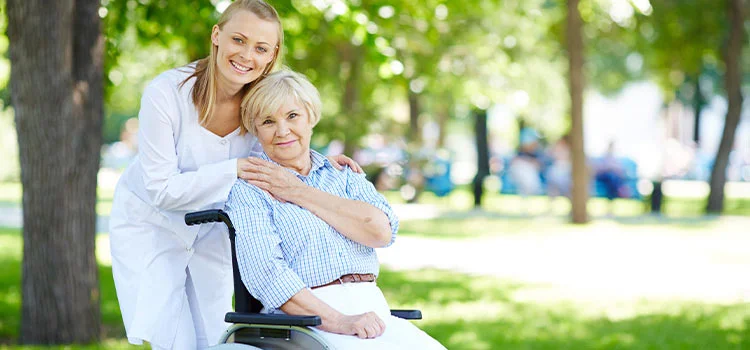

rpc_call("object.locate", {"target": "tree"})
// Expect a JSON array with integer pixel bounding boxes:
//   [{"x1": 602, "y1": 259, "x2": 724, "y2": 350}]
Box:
[
  {"x1": 7, "y1": 0, "x2": 103, "y2": 344},
  {"x1": 566, "y1": 0, "x2": 588, "y2": 223},
  {"x1": 706, "y1": 0, "x2": 745, "y2": 212}
]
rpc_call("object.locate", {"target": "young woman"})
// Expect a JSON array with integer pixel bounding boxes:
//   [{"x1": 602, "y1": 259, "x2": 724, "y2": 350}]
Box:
[{"x1": 109, "y1": 1, "x2": 359, "y2": 348}]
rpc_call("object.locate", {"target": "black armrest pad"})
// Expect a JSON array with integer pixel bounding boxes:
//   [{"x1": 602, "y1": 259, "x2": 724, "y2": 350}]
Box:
[
  {"x1": 390, "y1": 309, "x2": 422, "y2": 320},
  {"x1": 225, "y1": 312, "x2": 322, "y2": 326}
]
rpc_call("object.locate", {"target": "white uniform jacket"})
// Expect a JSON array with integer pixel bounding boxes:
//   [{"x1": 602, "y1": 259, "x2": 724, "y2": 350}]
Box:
[{"x1": 109, "y1": 65, "x2": 260, "y2": 347}]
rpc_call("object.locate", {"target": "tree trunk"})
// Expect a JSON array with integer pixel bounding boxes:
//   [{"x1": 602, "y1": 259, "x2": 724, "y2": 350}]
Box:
[
  {"x1": 8, "y1": 0, "x2": 103, "y2": 343},
  {"x1": 706, "y1": 0, "x2": 745, "y2": 213},
  {"x1": 473, "y1": 109, "x2": 489, "y2": 208},
  {"x1": 408, "y1": 89, "x2": 421, "y2": 144},
  {"x1": 567, "y1": 0, "x2": 589, "y2": 223},
  {"x1": 340, "y1": 44, "x2": 363, "y2": 155},
  {"x1": 692, "y1": 74, "x2": 705, "y2": 144}
]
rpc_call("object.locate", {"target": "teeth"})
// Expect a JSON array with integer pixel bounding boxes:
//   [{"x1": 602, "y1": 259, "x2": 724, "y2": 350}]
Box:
[{"x1": 231, "y1": 61, "x2": 251, "y2": 72}]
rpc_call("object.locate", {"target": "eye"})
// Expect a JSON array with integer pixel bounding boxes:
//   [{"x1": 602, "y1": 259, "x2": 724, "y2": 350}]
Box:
[
  {"x1": 233, "y1": 37, "x2": 244, "y2": 44},
  {"x1": 256, "y1": 46, "x2": 268, "y2": 53},
  {"x1": 288, "y1": 112, "x2": 299, "y2": 119},
  {"x1": 260, "y1": 119, "x2": 274, "y2": 125}
]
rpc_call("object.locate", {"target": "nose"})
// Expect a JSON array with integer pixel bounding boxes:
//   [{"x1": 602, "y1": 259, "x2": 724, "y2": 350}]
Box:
[
  {"x1": 239, "y1": 46, "x2": 258, "y2": 63},
  {"x1": 275, "y1": 120, "x2": 290, "y2": 136}
]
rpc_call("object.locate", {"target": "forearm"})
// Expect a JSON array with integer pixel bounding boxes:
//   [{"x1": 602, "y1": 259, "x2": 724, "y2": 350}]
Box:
[
  {"x1": 145, "y1": 158, "x2": 238, "y2": 211},
  {"x1": 280, "y1": 288, "x2": 344, "y2": 332},
  {"x1": 293, "y1": 187, "x2": 392, "y2": 248}
]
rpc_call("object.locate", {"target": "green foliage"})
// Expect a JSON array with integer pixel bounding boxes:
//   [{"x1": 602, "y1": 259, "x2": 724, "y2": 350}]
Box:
[
  {"x1": 631, "y1": 0, "x2": 726, "y2": 102},
  {"x1": 100, "y1": 0, "x2": 577, "y2": 148}
]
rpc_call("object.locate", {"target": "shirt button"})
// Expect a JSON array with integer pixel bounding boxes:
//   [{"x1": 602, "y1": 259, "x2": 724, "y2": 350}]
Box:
[{"x1": 220, "y1": 140, "x2": 228, "y2": 145}]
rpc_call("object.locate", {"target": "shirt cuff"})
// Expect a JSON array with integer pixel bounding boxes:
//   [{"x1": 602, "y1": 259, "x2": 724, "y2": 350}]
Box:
[{"x1": 259, "y1": 268, "x2": 307, "y2": 309}]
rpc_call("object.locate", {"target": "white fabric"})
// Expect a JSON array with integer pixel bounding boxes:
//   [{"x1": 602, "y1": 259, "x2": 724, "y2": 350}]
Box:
[
  {"x1": 110, "y1": 65, "x2": 260, "y2": 349},
  {"x1": 306, "y1": 283, "x2": 446, "y2": 350}
]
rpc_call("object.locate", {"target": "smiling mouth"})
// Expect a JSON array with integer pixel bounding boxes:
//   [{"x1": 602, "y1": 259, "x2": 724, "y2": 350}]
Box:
[
  {"x1": 230, "y1": 60, "x2": 252, "y2": 73},
  {"x1": 275, "y1": 140, "x2": 297, "y2": 146}
]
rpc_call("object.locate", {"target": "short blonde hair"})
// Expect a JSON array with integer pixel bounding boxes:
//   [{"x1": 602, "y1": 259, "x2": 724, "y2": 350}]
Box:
[{"x1": 241, "y1": 70, "x2": 322, "y2": 135}]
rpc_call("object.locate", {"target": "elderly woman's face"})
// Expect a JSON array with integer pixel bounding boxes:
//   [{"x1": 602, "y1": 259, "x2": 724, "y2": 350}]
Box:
[{"x1": 254, "y1": 98, "x2": 312, "y2": 165}]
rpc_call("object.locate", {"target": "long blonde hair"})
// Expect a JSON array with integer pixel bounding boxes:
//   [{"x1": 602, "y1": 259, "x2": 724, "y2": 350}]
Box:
[{"x1": 181, "y1": 0, "x2": 284, "y2": 129}]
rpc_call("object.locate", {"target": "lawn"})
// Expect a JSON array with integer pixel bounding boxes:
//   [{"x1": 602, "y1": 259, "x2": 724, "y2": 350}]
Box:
[
  {"x1": 1, "y1": 180, "x2": 749, "y2": 218},
  {"x1": 2, "y1": 221, "x2": 749, "y2": 349}
]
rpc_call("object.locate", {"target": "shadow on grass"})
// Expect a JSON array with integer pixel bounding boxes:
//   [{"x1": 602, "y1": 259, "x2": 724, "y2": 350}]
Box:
[
  {"x1": 2, "y1": 228, "x2": 750, "y2": 349},
  {"x1": 398, "y1": 212, "x2": 728, "y2": 240},
  {"x1": 0, "y1": 228, "x2": 133, "y2": 348},
  {"x1": 378, "y1": 268, "x2": 750, "y2": 350}
]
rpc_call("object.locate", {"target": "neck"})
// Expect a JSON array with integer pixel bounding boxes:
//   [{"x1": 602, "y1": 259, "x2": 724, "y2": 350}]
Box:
[
  {"x1": 215, "y1": 77, "x2": 244, "y2": 103},
  {"x1": 274, "y1": 152, "x2": 313, "y2": 176}
]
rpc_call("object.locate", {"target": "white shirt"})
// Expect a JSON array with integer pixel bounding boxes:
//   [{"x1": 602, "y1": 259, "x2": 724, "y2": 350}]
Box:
[{"x1": 115, "y1": 65, "x2": 261, "y2": 247}]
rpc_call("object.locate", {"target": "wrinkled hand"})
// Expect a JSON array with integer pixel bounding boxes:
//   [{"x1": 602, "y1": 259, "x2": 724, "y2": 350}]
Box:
[
  {"x1": 323, "y1": 311, "x2": 386, "y2": 339},
  {"x1": 238, "y1": 157, "x2": 306, "y2": 202},
  {"x1": 327, "y1": 154, "x2": 364, "y2": 174}
]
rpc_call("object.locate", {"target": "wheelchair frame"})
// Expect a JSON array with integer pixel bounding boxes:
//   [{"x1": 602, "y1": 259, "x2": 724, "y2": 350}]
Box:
[{"x1": 185, "y1": 209, "x2": 421, "y2": 349}]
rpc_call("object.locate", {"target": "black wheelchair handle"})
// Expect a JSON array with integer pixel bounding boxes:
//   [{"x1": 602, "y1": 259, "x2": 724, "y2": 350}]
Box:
[{"x1": 185, "y1": 209, "x2": 233, "y2": 229}]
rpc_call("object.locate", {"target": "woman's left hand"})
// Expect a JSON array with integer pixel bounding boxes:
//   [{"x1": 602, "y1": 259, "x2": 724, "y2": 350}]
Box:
[
  {"x1": 240, "y1": 157, "x2": 306, "y2": 202},
  {"x1": 327, "y1": 154, "x2": 364, "y2": 174}
]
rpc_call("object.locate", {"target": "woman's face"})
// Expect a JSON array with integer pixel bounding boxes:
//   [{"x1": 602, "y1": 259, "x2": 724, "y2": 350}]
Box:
[
  {"x1": 255, "y1": 98, "x2": 313, "y2": 166},
  {"x1": 211, "y1": 10, "x2": 278, "y2": 94}
]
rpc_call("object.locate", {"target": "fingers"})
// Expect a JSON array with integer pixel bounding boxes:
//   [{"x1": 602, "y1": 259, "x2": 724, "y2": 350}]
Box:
[
  {"x1": 353, "y1": 312, "x2": 385, "y2": 339},
  {"x1": 329, "y1": 156, "x2": 344, "y2": 170}
]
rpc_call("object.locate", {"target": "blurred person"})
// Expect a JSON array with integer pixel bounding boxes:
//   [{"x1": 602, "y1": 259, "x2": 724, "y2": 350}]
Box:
[
  {"x1": 108, "y1": 2, "x2": 360, "y2": 348},
  {"x1": 102, "y1": 118, "x2": 139, "y2": 170},
  {"x1": 595, "y1": 141, "x2": 630, "y2": 200},
  {"x1": 226, "y1": 70, "x2": 446, "y2": 349},
  {"x1": 545, "y1": 136, "x2": 571, "y2": 199},
  {"x1": 509, "y1": 127, "x2": 545, "y2": 196}
]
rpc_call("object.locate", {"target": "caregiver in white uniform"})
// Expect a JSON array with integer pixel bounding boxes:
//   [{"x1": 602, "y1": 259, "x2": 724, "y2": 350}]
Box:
[{"x1": 108, "y1": 1, "x2": 360, "y2": 349}]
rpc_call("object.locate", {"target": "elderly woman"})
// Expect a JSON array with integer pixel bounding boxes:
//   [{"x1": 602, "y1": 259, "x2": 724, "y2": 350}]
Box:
[{"x1": 224, "y1": 70, "x2": 445, "y2": 349}]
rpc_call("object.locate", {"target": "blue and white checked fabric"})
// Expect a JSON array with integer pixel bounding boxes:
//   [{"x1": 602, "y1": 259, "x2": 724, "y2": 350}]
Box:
[{"x1": 225, "y1": 150, "x2": 399, "y2": 310}]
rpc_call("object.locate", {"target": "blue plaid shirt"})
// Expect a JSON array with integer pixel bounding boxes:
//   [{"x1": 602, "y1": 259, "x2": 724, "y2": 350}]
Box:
[{"x1": 225, "y1": 150, "x2": 399, "y2": 310}]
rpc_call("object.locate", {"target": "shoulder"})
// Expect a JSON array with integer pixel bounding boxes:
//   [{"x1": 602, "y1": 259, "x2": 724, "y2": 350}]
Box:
[
  {"x1": 228, "y1": 179, "x2": 271, "y2": 205},
  {"x1": 144, "y1": 63, "x2": 197, "y2": 96}
]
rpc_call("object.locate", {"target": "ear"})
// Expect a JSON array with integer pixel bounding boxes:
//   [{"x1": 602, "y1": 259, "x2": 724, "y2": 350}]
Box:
[{"x1": 211, "y1": 25, "x2": 220, "y2": 46}]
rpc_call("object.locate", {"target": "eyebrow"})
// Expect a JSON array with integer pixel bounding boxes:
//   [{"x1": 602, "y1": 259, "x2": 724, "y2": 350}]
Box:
[
  {"x1": 285, "y1": 109, "x2": 299, "y2": 115},
  {"x1": 232, "y1": 32, "x2": 272, "y2": 46}
]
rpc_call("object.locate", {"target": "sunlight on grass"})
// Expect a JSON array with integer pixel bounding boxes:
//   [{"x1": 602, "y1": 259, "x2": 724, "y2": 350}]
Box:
[
  {"x1": 0, "y1": 183, "x2": 21, "y2": 206},
  {"x1": 398, "y1": 214, "x2": 725, "y2": 239},
  {"x1": 378, "y1": 268, "x2": 750, "y2": 350},
  {"x1": 3, "y1": 223, "x2": 750, "y2": 348}
]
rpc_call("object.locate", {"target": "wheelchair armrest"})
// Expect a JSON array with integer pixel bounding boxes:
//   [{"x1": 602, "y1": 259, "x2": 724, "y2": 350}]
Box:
[
  {"x1": 225, "y1": 312, "x2": 322, "y2": 327},
  {"x1": 390, "y1": 309, "x2": 422, "y2": 320}
]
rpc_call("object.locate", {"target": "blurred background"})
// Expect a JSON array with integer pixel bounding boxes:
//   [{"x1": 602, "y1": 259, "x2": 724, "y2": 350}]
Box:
[{"x1": 1, "y1": 0, "x2": 750, "y2": 348}]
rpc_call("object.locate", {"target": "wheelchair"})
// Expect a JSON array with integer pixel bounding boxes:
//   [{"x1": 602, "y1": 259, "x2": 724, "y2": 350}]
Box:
[{"x1": 184, "y1": 209, "x2": 423, "y2": 349}]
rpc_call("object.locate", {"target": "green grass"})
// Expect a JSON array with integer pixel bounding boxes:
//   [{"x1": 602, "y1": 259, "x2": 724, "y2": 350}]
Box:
[
  {"x1": 0, "y1": 228, "x2": 136, "y2": 349},
  {"x1": 378, "y1": 269, "x2": 750, "y2": 350},
  {"x1": 2, "y1": 224, "x2": 750, "y2": 349},
  {"x1": 2, "y1": 181, "x2": 749, "y2": 217},
  {"x1": 383, "y1": 185, "x2": 750, "y2": 217}
]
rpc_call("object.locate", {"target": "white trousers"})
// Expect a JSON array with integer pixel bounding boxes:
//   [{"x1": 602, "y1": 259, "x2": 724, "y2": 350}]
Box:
[{"x1": 308, "y1": 282, "x2": 446, "y2": 350}]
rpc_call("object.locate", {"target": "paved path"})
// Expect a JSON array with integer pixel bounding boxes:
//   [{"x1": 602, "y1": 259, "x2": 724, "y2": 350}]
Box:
[{"x1": 378, "y1": 215, "x2": 750, "y2": 305}]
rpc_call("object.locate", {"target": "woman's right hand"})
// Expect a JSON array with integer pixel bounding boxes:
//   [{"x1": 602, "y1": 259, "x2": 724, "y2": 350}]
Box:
[
  {"x1": 323, "y1": 311, "x2": 386, "y2": 339},
  {"x1": 237, "y1": 157, "x2": 306, "y2": 202}
]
